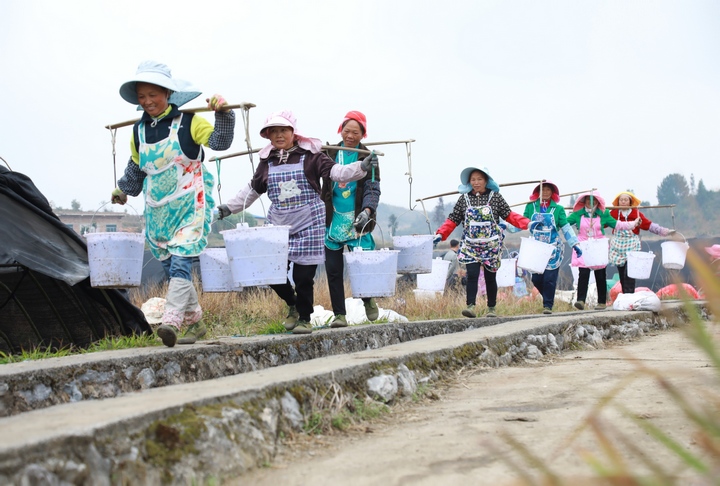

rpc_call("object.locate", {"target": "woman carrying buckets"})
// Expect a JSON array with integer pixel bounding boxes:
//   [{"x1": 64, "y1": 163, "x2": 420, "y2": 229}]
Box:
[
  {"x1": 566, "y1": 191, "x2": 637, "y2": 310},
  {"x1": 111, "y1": 61, "x2": 235, "y2": 347},
  {"x1": 609, "y1": 191, "x2": 675, "y2": 295},
  {"x1": 217, "y1": 111, "x2": 378, "y2": 334},
  {"x1": 522, "y1": 181, "x2": 582, "y2": 315},
  {"x1": 434, "y1": 167, "x2": 530, "y2": 318},
  {"x1": 320, "y1": 111, "x2": 381, "y2": 328}
]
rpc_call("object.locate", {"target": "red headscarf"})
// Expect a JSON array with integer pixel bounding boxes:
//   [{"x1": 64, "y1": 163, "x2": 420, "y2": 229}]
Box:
[{"x1": 337, "y1": 111, "x2": 368, "y2": 138}]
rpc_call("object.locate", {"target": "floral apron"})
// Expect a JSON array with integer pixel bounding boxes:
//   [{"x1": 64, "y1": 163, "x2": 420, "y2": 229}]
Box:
[
  {"x1": 267, "y1": 156, "x2": 326, "y2": 265},
  {"x1": 530, "y1": 208, "x2": 563, "y2": 271},
  {"x1": 609, "y1": 211, "x2": 640, "y2": 266},
  {"x1": 457, "y1": 193, "x2": 503, "y2": 271},
  {"x1": 572, "y1": 213, "x2": 607, "y2": 270},
  {"x1": 139, "y1": 114, "x2": 213, "y2": 260}
]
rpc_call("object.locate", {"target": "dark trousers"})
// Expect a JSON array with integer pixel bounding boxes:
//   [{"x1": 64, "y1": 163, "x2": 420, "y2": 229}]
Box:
[
  {"x1": 466, "y1": 262, "x2": 498, "y2": 308},
  {"x1": 270, "y1": 262, "x2": 317, "y2": 322},
  {"x1": 577, "y1": 267, "x2": 607, "y2": 304},
  {"x1": 324, "y1": 247, "x2": 371, "y2": 315},
  {"x1": 617, "y1": 264, "x2": 636, "y2": 294},
  {"x1": 531, "y1": 267, "x2": 559, "y2": 309}
]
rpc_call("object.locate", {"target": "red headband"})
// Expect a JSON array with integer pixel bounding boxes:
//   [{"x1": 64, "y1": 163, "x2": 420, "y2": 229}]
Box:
[{"x1": 337, "y1": 110, "x2": 367, "y2": 138}]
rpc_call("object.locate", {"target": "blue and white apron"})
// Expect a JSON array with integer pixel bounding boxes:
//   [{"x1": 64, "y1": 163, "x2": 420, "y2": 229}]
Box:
[{"x1": 529, "y1": 208, "x2": 563, "y2": 270}]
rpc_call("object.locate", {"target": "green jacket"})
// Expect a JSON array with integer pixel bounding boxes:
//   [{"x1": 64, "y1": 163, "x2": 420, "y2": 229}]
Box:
[{"x1": 566, "y1": 208, "x2": 618, "y2": 235}]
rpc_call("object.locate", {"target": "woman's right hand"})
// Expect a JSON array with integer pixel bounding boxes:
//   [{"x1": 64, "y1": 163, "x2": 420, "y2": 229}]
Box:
[
  {"x1": 206, "y1": 94, "x2": 228, "y2": 112},
  {"x1": 111, "y1": 188, "x2": 127, "y2": 205}
]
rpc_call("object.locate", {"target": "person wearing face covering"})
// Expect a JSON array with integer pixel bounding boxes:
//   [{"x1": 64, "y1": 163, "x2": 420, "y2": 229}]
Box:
[
  {"x1": 434, "y1": 167, "x2": 529, "y2": 318},
  {"x1": 566, "y1": 191, "x2": 637, "y2": 310},
  {"x1": 217, "y1": 111, "x2": 378, "y2": 335},
  {"x1": 111, "y1": 60, "x2": 235, "y2": 348},
  {"x1": 608, "y1": 191, "x2": 675, "y2": 295},
  {"x1": 320, "y1": 111, "x2": 382, "y2": 328},
  {"x1": 522, "y1": 181, "x2": 582, "y2": 315}
]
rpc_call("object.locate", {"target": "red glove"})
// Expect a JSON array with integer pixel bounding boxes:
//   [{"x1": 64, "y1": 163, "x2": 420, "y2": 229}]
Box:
[
  {"x1": 436, "y1": 219, "x2": 457, "y2": 241},
  {"x1": 506, "y1": 211, "x2": 530, "y2": 230}
]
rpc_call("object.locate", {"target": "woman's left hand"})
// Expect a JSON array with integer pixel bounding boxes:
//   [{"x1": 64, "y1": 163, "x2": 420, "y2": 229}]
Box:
[{"x1": 207, "y1": 94, "x2": 228, "y2": 112}]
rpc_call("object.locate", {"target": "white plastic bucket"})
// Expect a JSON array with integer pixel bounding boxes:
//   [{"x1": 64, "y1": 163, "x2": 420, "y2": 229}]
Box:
[
  {"x1": 578, "y1": 238, "x2": 609, "y2": 267},
  {"x1": 413, "y1": 289, "x2": 443, "y2": 301},
  {"x1": 416, "y1": 257, "x2": 451, "y2": 292},
  {"x1": 517, "y1": 237, "x2": 555, "y2": 274},
  {"x1": 221, "y1": 224, "x2": 290, "y2": 286},
  {"x1": 661, "y1": 238, "x2": 689, "y2": 270},
  {"x1": 199, "y1": 248, "x2": 242, "y2": 292},
  {"x1": 496, "y1": 258, "x2": 517, "y2": 287},
  {"x1": 627, "y1": 251, "x2": 655, "y2": 279},
  {"x1": 85, "y1": 232, "x2": 145, "y2": 288},
  {"x1": 344, "y1": 248, "x2": 399, "y2": 298},
  {"x1": 393, "y1": 235, "x2": 434, "y2": 274}
]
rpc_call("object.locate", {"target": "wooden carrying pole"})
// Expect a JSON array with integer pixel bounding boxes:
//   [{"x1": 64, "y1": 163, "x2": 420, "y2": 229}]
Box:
[
  {"x1": 510, "y1": 189, "x2": 595, "y2": 208},
  {"x1": 603, "y1": 204, "x2": 676, "y2": 210},
  {"x1": 210, "y1": 144, "x2": 384, "y2": 162},
  {"x1": 415, "y1": 179, "x2": 546, "y2": 203},
  {"x1": 104, "y1": 103, "x2": 257, "y2": 130}
]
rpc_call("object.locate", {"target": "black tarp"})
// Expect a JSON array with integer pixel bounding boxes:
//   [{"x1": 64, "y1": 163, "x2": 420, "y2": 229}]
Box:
[{"x1": 0, "y1": 166, "x2": 151, "y2": 354}]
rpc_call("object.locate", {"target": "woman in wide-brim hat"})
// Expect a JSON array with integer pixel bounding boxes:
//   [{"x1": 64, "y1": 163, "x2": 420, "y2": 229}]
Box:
[
  {"x1": 434, "y1": 166, "x2": 530, "y2": 319},
  {"x1": 566, "y1": 191, "x2": 636, "y2": 310},
  {"x1": 320, "y1": 111, "x2": 382, "y2": 328},
  {"x1": 522, "y1": 181, "x2": 582, "y2": 314},
  {"x1": 111, "y1": 60, "x2": 236, "y2": 348},
  {"x1": 608, "y1": 191, "x2": 674, "y2": 295},
  {"x1": 218, "y1": 110, "x2": 379, "y2": 335}
]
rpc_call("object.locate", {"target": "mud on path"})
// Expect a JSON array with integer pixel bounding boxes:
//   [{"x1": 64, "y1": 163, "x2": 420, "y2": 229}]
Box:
[{"x1": 234, "y1": 326, "x2": 718, "y2": 485}]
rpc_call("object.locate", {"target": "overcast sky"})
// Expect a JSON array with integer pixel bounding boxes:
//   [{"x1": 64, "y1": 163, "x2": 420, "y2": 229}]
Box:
[{"x1": 1, "y1": 0, "x2": 718, "y2": 217}]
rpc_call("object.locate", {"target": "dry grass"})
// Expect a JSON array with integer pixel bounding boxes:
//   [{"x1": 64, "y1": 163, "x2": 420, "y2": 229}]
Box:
[{"x1": 127, "y1": 273, "x2": 575, "y2": 338}]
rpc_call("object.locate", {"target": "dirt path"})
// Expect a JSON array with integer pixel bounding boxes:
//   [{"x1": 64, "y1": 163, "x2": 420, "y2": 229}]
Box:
[{"x1": 235, "y1": 327, "x2": 717, "y2": 485}]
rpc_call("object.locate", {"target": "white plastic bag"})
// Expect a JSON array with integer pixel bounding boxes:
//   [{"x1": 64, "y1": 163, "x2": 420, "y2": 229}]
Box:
[{"x1": 612, "y1": 291, "x2": 661, "y2": 312}]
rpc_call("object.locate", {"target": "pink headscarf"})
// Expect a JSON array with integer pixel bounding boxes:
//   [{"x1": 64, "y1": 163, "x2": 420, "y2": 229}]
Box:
[
  {"x1": 705, "y1": 244, "x2": 720, "y2": 261},
  {"x1": 337, "y1": 110, "x2": 368, "y2": 138},
  {"x1": 258, "y1": 110, "x2": 322, "y2": 158},
  {"x1": 573, "y1": 191, "x2": 606, "y2": 212},
  {"x1": 529, "y1": 181, "x2": 560, "y2": 203}
]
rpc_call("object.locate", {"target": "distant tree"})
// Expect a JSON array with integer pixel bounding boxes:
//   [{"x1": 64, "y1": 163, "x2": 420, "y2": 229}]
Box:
[
  {"x1": 690, "y1": 173, "x2": 696, "y2": 195},
  {"x1": 432, "y1": 198, "x2": 446, "y2": 228},
  {"x1": 388, "y1": 213, "x2": 399, "y2": 236},
  {"x1": 71, "y1": 199, "x2": 81, "y2": 211},
  {"x1": 656, "y1": 173, "x2": 689, "y2": 205},
  {"x1": 696, "y1": 179, "x2": 710, "y2": 203}
]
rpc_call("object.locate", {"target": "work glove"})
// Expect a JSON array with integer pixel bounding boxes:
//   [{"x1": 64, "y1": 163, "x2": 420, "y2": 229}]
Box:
[
  {"x1": 111, "y1": 188, "x2": 127, "y2": 205},
  {"x1": 433, "y1": 234, "x2": 442, "y2": 247},
  {"x1": 353, "y1": 210, "x2": 370, "y2": 233},
  {"x1": 573, "y1": 245, "x2": 583, "y2": 257},
  {"x1": 206, "y1": 94, "x2": 228, "y2": 112},
  {"x1": 667, "y1": 229, "x2": 677, "y2": 236},
  {"x1": 360, "y1": 153, "x2": 379, "y2": 172},
  {"x1": 216, "y1": 204, "x2": 232, "y2": 220}
]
